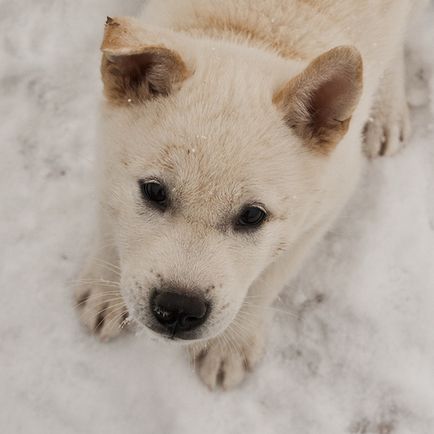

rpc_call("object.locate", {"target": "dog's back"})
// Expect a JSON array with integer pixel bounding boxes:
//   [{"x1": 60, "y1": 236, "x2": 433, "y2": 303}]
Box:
[{"x1": 142, "y1": 0, "x2": 418, "y2": 77}]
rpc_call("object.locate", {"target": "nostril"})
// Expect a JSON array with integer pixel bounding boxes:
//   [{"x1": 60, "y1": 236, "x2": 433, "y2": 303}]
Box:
[
  {"x1": 152, "y1": 303, "x2": 178, "y2": 325},
  {"x1": 178, "y1": 312, "x2": 206, "y2": 329},
  {"x1": 151, "y1": 291, "x2": 209, "y2": 333}
]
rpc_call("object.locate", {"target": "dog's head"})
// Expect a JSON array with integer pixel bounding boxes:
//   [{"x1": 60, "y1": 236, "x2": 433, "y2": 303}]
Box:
[{"x1": 98, "y1": 17, "x2": 362, "y2": 341}]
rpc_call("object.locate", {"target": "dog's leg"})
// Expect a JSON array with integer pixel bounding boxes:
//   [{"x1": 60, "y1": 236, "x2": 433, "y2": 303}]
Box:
[
  {"x1": 189, "y1": 305, "x2": 268, "y2": 390},
  {"x1": 74, "y1": 225, "x2": 127, "y2": 341},
  {"x1": 363, "y1": 48, "x2": 411, "y2": 158},
  {"x1": 190, "y1": 223, "x2": 328, "y2": 390}
]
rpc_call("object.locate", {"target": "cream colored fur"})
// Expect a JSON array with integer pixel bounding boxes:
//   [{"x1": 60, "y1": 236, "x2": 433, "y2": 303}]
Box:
[{"x1": 75, "y1": 0, "x2": 426, "y2": 389}]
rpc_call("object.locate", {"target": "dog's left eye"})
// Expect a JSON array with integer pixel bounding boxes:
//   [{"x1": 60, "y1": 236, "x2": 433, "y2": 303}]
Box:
[
  {"x1": 236, "y1": 205, "x2": 267, "y2": 229},
  {"x1": 139, "y1": 179, "x2": 168, "y2": 210}
]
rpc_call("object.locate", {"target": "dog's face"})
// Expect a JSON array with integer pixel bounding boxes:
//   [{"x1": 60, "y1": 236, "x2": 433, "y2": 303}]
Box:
[{"x1": 98, "y1": 18, "x2": 362, "y2": 341}]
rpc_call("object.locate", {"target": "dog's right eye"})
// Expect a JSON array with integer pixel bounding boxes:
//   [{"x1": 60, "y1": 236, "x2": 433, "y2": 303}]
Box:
[{"x1": 139, "y1": 180, "x2": 168, "y2": 211}]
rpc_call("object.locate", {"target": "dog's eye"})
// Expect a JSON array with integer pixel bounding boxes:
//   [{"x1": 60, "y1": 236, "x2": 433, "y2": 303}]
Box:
[
  {"x1": 139, "y1": 180, "x2": 168, "y2": 210},
  {"x1": 236, "y1": 205, "x2": 267, "y2": 229}
]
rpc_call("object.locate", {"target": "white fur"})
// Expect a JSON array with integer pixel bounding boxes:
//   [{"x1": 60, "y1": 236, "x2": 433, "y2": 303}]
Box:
[{"x1": 75, "y1": 0, "x2": 426, "y2": 389}]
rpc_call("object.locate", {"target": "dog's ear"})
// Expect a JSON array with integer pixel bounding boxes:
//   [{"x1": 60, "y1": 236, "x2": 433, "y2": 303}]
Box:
[
  {"x1": 101, "y1": 17, "x2": 190, "y2": 106},
  {"x1": 273, "y1": 46, "x2": 363, "y2": 154}
]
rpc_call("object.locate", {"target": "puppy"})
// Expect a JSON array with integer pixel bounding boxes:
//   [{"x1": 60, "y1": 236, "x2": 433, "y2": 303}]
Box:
[{"x1": 75, "y1": 0, "x2": 425, "y2": 389}]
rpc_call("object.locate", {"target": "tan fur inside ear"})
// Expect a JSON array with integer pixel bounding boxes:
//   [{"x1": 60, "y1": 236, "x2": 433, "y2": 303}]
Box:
[
  {"x1": 101, "y1": 17, "x2": 189, "y2": 106},
  {"x1": 273, "y1": 46, "x2": 363, "y2": 154}
]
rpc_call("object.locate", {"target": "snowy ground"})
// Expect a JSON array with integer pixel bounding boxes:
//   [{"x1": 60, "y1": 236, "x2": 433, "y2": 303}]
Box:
[{"x1": 1, "y1": 1, "x2": 434, "y2": 433}]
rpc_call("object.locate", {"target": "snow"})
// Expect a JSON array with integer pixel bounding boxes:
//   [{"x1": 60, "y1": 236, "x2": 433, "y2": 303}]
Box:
[{"x1": 1, "y1": 1, "x2": 433, "y2": 433}]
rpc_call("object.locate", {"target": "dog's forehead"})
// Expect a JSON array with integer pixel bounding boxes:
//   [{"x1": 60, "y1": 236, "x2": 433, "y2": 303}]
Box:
[
  {"x1": 154, "y1": 139, "x2": 258, "y2": 205},
  {"x1": 152, "y1": 109, "x2": 287, "y2": 193}
]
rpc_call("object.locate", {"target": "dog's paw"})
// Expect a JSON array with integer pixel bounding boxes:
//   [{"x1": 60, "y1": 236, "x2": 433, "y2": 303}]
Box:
[
  {"x1": 189, "y1": 329, "x2": 265, "y2": 390},
  {"x1": 363, "y1": 101, "x2": 411, "y2": 158},
  {"x1": 74, "y1": 279, "x2": 129, "y2": 342}
]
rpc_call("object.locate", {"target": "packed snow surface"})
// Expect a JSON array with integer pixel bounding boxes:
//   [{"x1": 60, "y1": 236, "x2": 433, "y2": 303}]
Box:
[{"x1": 1, "y1": 1, "x2": 433, "y2": 433}]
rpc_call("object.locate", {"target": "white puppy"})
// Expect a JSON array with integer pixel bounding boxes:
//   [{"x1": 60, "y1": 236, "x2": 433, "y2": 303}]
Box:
[{"x1": 75, "y1": 0, "x2": 425, "y2": 389}]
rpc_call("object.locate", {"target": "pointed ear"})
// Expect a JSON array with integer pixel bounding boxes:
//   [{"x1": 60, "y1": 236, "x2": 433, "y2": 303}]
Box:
[
  {"x1": 273, "y1": 46, "x2": 363, "y2": 154},
  {"x1": 100, "y1": 17, "x2": 190, "y2": 106}
]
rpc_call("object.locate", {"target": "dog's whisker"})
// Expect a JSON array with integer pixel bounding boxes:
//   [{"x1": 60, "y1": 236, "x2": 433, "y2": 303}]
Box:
[
  {"x1": 73, "y1": 293, "x2": 123, "y2": 309},
  {"x1": 72, "y1": 287, "x2": 121, "y2": 295},
  {"x1": 88, "y1": 299, "x2": 126, "y2": 316},
  {"x1": 222, "y1": 327, "x2": 239, "y2": 358},
  {"x1": 70, "y1": 282, "x2": 120, "y2": 289},
  {"x1": 230, "y1": 316, "x2": 257, "y2": 339},
  {"x1": 70, "y1": 280, "x2": 121, "y2": 289},
  {"x1": 241, "y1": 301, "x2": 300, "y2": 319},
  {"x1": 68, "y1": 276, "x2": 120, "y2": 285},
  {"x1": 88, "y1": 302, "x2": 128, "y2": 327},
  {"x1": 93, "y1": 257, "x2": 121, "y2": 274},
  {"x1": 103, "y1": 306, "x2": 130, "y2": 332}
]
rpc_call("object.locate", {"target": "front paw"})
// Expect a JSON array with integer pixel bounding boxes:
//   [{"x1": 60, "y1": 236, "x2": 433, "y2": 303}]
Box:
[
  {"x1": 363, "y1": 101, "x2": 411, "y2": 158},
  {"x1": 189, "y1": 328, "x2": 265, "y2": 390},
  {"x1": 74, "y1": 272, "x2": 129, "y2": 342}
]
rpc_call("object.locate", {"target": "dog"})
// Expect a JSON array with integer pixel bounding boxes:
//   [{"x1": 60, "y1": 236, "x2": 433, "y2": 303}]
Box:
[{"x1": 75, "y1": 0, "x2": 426, "y2": 389}]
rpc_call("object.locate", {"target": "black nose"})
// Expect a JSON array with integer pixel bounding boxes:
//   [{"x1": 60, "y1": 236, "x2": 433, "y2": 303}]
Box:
[{"x1": 151, "y1": 291, "x2": 209, "y2": 334}]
